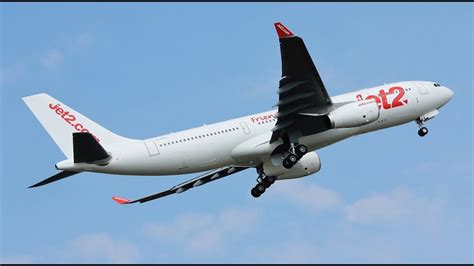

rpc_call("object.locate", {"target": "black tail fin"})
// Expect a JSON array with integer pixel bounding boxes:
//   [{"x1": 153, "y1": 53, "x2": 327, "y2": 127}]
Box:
[{"x1": 73, "y1": 132, "x2": 110, "y2": 163}]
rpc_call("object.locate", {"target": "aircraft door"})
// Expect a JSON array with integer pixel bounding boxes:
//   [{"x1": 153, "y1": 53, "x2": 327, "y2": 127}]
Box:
[
  {"x1": 144, "y1": 140, "x2": 160, "y2": 156},
  {"x1": 240, "y1": 122, "x2": 251, "y2": 135},
  {"x1": 415, "y1": 82, "x2": 429, "y2": 95}
]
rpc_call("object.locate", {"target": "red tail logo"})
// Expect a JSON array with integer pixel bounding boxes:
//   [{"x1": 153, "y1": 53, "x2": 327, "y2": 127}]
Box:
[{"x1": 49, "y1": 103, "x2": 101, "y2": 142}]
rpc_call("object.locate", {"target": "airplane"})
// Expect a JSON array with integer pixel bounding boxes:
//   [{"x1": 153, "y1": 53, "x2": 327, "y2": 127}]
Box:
[{"x1": 23, "y1": 22, "x2": 454, "y2": 204}]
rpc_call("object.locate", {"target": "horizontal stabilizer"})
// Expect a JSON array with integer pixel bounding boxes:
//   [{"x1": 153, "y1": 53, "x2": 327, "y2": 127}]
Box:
[
  {"x1": 73, "y1": 132, "x2": 110, "y2": 163},
  {"x1": 28, "y1": 170, "x2": 79, "y2": 188}
]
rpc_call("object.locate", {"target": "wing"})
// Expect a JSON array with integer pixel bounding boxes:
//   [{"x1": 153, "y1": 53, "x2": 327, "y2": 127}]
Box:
[
  {"x1": 271, "y1": 22, "x2": 333, "y2": 143},
  {"x1": 112, "y1": 166, "x2": 248, "y2": 204}
]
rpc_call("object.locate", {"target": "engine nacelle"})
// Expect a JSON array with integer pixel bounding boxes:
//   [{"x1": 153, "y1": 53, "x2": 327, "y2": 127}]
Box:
[
  {"x1": 263, "y1": 152, "x2": 321, "y2": 180},
  {"x1": 327, "y1": 100, "x2": 380, "y2": 128}
]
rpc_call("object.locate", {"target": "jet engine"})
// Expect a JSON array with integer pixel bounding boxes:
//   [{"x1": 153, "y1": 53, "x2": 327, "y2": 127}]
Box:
[
  {"x1": 263, "y1": 152, "x2": 321, "y2": 180},
  {"x1": 327, "y1": 100, "x2": 380, "y2": 128}
]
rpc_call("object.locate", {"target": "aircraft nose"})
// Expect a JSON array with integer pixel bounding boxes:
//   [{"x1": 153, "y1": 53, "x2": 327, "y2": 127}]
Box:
[{"x1": 443, "y1": 86, "x2": 454, "y2": 102}]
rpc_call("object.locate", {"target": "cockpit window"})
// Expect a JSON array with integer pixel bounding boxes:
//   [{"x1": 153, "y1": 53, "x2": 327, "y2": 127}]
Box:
[{"x1": 433, "y1": 83, "x2": 441, "y2": 87}]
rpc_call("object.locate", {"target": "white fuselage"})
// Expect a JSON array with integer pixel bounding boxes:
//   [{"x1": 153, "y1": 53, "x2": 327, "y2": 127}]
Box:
[{"x1": 56, "y1": 80, "x2": 453, "y2": 175}]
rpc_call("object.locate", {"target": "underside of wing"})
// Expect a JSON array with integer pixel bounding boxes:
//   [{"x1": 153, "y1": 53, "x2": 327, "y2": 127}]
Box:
[
  {"x1": 112, "y1": 166, "x2": 248, "y2": 204},
  {"x1": 271, "y1": 22, "x2": 333, "y2": 143}
]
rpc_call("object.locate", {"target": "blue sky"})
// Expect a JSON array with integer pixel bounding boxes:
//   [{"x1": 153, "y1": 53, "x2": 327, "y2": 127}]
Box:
[{"x1": 1, "y1": 3, "x2": 472, "y2": 263}]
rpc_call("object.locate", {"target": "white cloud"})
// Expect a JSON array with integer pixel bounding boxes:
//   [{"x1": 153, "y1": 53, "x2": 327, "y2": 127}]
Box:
[
  {"x1": 272, "y1": 181, "x2": 343, "y2": 212},
  {"x1": 0, "y1": 255, "x2": 34, "y2": 264},
  {"x1": 6, "y1": 32, "x2": 94, "y2": 79},
  {"x1": 71, "y1": 233, "x2": 140, "y2": 263},
  {"x1": 270, "y1": 181, "x2": 444, "y2": 231},
  {"x1": 262, "y1": 241, "x2": 319, "y2": 264},
  {"x1": 41, "y1": 49, "x2": 63, "y2": 71},
  {"x1": 144, "y1": 207, "x2": 258, "y2": 255},
  {"x1": 1, "y1": 233, "x2": 140, "y2": 264},
  {"x1": 344, "y1": 187, "x2": 443, "y2": 228}
]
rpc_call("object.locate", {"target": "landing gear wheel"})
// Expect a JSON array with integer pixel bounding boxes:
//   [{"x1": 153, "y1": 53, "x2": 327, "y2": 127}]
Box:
[
  {"x1": 252, "y1": 166, "x2": 277, "y2": 198},
  {"x1": 262, "y1": 179, "x2": 271, "y2": 188},
  {"x1": 262, "y1": 176, "x2": 276, "y2": 188},
  {"x1": 283, "y1": 158, "x2": 293, "y2": 169},
  {"x1": 266, "y1": 176, "x2": 276, "y2": 185},
  {"x1": 251, "y1": 187, "x2": 261, "y2": 198},
  {"x1": 288, "y1": 154, "x2": 298, "y2": 163},
  {"x1": 418, "y1": 127, "x2": 428, "y2": 137},
  {"x1": 295, "y1": 145, "x2": 308, "y2": 157},
  {"x1": 256, "y1": 183, "x2": 266, "y2": 194}
]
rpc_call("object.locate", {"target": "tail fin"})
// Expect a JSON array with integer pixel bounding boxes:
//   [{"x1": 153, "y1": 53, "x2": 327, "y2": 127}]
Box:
[{"x1": 22, "y1": 93, "x2": 136, "y2": 158}]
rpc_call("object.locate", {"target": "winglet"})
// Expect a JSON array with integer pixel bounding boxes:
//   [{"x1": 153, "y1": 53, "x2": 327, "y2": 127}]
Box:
[
  {"x1": 112, "y1": 196, "x2": 131, "y2": 205},
  {"x1": 274, "y1": 22, "x2": 294, "y2": 38}
]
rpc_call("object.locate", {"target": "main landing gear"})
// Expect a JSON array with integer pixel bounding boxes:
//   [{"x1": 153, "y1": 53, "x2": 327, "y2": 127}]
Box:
[
  {"x1": 282, "y1": 144, "x2": 308, "y2": 169},
  {"x1": 251, "y1": 168, "x2": 276, "y2": 198},
  {"x1": 416, "y1": 118, "x2": 429, "y2": 137}
]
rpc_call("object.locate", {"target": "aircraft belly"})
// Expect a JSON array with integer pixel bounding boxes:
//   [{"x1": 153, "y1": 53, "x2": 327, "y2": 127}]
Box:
[
  {"x1": 301, "y1": 127, "x2": 358, "y2": 151},
  {"x1": 178, "y1": 140, "x2": 239, "y2": 174},
  {"x1": 231, "y1": 132, "x2": 282, "y2": 163}
]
